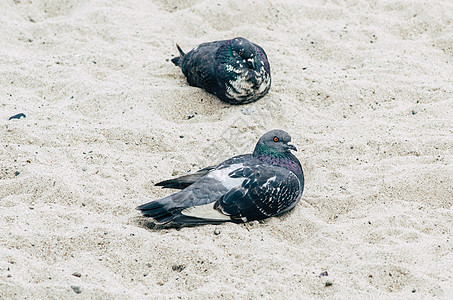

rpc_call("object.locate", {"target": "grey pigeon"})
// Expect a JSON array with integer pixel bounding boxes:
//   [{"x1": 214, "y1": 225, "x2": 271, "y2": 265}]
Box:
[
  {"x1": 137, "y1": 130, "x2": 304, "y2": 225},
  {"x1": 171, "y1": 37, "x2": 271, "y2": 105}
]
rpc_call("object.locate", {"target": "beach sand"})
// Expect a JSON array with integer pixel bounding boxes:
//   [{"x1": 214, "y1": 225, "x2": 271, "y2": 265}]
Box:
[{"x1": 1, "y1": 0, "x2": 452, "y2": 298}]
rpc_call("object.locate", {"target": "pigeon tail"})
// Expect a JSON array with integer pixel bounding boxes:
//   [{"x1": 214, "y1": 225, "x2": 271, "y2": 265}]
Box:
[
  {"x1": 171, "y1": 44, "x2": 185, "y2": 66},
  {"x1": 137, "y1": 201, "x2": 231, "y2": 225},
  {"x1": 170, "y1": 214, "x2": 231, "y2": 225},
  {"x1": 136, "y1": 200, "x2": 175, "y2": 224}
]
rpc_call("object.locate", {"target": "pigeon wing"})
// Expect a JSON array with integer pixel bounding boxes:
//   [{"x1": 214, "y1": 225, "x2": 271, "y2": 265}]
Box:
[
  {"x1": 154, "y1": 154, "x2": 253, "y2": 189},
  {"x1": 155, "y1": 165, "x2": 216, "y2": 189},
  {"x1": 181, "y1": 43, "x2": 220, "y2": 92},
  {"x1": 214, "y1": 165, "x2": 301, "y2": 222}
]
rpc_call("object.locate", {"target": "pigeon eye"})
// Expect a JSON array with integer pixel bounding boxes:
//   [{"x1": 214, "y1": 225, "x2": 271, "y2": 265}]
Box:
[
  {"x1": 273, "y1": 137, "x2": 279, "y2": 142},
  {"x1": 238, "y1": 51, "x2": 243, "y2": 56}
]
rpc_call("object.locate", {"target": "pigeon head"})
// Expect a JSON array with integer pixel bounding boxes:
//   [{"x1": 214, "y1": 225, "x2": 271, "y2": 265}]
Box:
[
  {"x1": 253, "y1": 130, "x2": 297, "y2": 157},
  {"x1": 215, "y1": 37, "x2": 271, "y2": 104},
  {"x1": 229, "y1": 38, "x2": 259, "y2": 69},
  {"x1": 253, "y1": 130, "x2": 303, "y2": 180},
  {"x1": 220, "y1": 37, "x2": 263, "y2": 72}
]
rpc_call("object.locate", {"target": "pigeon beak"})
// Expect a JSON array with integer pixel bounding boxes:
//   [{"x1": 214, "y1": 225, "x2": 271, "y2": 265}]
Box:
[
  {"x1": 246, "y1": 58, "x2": 255, "y2": 69},
  {"x1": 286, "y1": 142, "x2": 297, "y2": 151}
]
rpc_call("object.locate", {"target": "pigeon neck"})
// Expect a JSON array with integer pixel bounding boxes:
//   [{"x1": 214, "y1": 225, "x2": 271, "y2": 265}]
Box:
[{"x1": 253, "y1": 147, "x2": 304, "y2": 180}]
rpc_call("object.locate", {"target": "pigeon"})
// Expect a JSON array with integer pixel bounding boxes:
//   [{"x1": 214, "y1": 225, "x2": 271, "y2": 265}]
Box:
[
  {"x1": 171, "y1": 37, "x2": 271, "y2": 105},
  {"x1": 137, "y1": 130, "x2": 304, "y2": 225}
]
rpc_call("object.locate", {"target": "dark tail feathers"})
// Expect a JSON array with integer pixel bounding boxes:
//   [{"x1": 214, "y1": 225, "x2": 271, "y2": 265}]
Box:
[
  {"x1": 137, "y1": 200, "x2": 175, "y2": 224},
  {"x1": 137, "y1": 199, "x2": 229, "y2": 226},
  {"x1": 171, "y1": 44, "x2": 185, "y2": 66}
]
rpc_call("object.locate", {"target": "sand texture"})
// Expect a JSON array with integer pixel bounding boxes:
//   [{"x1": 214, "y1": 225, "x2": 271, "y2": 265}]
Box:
[{"x1": 1, "y1": 0, "x2": 453, "y2": 298}]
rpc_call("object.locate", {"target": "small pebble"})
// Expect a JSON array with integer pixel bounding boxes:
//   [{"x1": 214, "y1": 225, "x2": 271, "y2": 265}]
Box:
[
  {"x1": 71, "y1": 286, "x2": 82, "y2": 294},
  {"x1": 14, "y1": 171, "x2": 20, "y2": 176},
  {"x1": 214, "y1": 228, "x2": 221, "y2": 235},
  {"x1": 82, "y1": 166, "x2": 87, "y2": 171},
  {"x1": 171, "y1": 264, "x2": 185, "y2": 272},
  {"x1": 325, "y1": 281, "x2": 333, "y2": 287},
  {"x1": 412, "y1": 289, "x2": 416, "y2": 293},
  {"x1": 411, "y1": 110, "x2": 417, "y2": 115},
  {"x1": 29, "y1": 206, "x2": 34, "y2": 210},
  {"x1": 72, "y1": 272, "x2": 81, "y2": 277}
]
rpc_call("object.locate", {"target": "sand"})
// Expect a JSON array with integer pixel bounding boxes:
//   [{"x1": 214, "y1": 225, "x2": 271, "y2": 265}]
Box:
[{"x1": 1, "y1": 0, "x2": 452, "y2": 298}]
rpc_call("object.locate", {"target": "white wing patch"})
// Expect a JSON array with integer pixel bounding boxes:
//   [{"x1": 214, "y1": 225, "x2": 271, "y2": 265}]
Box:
[
  {"x1": 181, "y1": 203, "x2": 231, "y2": 221},
  {"x1": 263, "y1": 175, "x2": 277, "y2": 188},
  {"x1": 206, "y1": 164, "x2": 246, "y2": 190}
]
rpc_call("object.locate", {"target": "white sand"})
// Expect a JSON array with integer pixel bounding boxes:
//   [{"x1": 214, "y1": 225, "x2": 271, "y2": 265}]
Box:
[{"x1": 1, "y1": 0, "x2": 452, "y2": 298}]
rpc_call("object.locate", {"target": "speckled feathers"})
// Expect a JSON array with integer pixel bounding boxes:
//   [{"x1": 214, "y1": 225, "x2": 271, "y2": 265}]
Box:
[
  {"x1": 137, "y1": 130, "x2": 303, "y2": 226},
  {"x1": 171, "y1": 37, "x2": 271, "y2": 105}
]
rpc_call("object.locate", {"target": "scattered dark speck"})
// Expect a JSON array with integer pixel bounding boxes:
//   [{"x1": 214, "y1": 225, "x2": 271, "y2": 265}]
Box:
[
  {"x1": 240, "y1": 108, "x2": 253, "y2": 115},
  {"x1": 319, "y1": 271, "x2": 328, "y2": 277},
  {"x1": 412, "y1": 289, "x2": 416, "y2": 293},
  {"x1": 9, "y1": 113, "x2": 26, "y2": 120},
  {"x1": 187, "y1": 114, "x2": 195, "y2": 119},
  {"x1": 15, "y1": 171, "x2": 20, "y2": 176},
  {"x1": 71, "y1": 286, "x2": 82, "y2": 294},
  {"x1": 180, "y1": 135, "x2": 184, "y2": 138},
  {"x1": 172, "y1": 264, "x2": 185, "y2": 272},
  {"x1": 72, "y1": 272, "x2": 81, "y2": 277},
  {"x1": 411, "y1": 110, "x2": 417, "y2": 115},
  {"x1": 325, "y1": 281, "x2": 333, "y2": 287}
]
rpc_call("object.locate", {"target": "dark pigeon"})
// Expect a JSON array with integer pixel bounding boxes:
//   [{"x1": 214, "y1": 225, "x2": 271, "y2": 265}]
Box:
[
  {"x1": 171, "y1": 37, "x2": 271, "y2": 105},
  {"x1": 137, "y1": 130, "x2": 304, "y2": 225}
]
